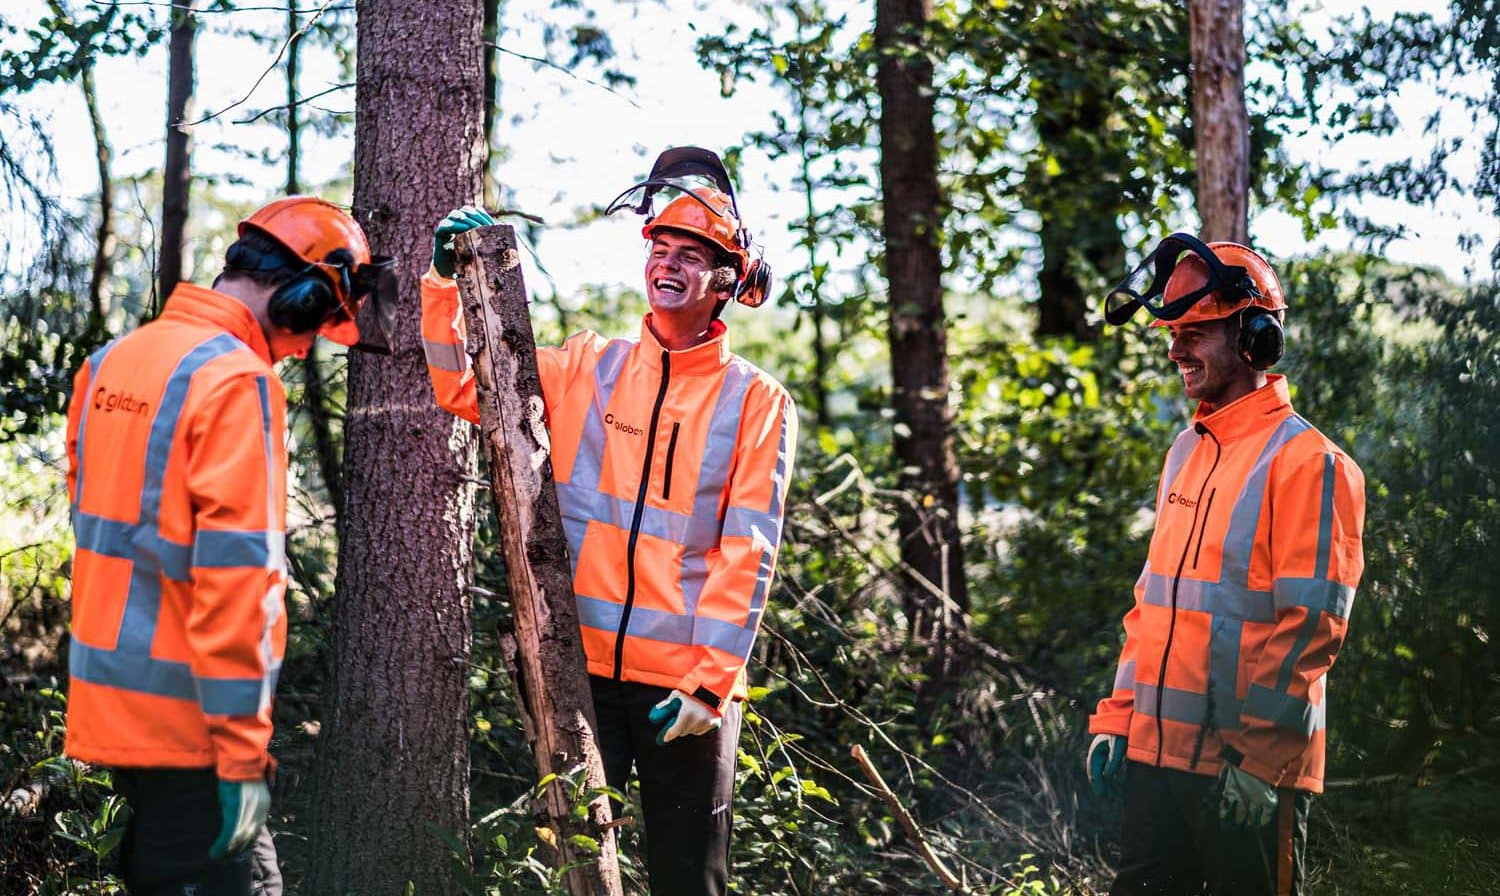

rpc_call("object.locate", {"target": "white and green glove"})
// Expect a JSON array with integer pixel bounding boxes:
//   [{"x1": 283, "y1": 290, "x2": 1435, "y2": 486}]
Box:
[
  {"x1": 648, "y1": 690, "x2": 722, "y2": 744},
  {"x1": 209, "y1": 777, "x2": 271, "y2": 859},
  {"x1": 431, "y1": 206, "x2": 495, "y2": 279},
  {"x1": 1217, "y1": 762, "x2": 1277, "y2": 829},
  {"x1": 1086, "y1": 733, "x2": 1127, "y2": 798}
]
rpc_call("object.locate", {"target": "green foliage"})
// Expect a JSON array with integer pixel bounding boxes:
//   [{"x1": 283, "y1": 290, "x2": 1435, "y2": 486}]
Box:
[
  {"x1": 0, "y1": 680, "x2": 128, "y2": 894},
  {"x1": 954, "y1": 318, "x2": 1178, "y2": 713},
  {"x1": 1282, "y1": 255, "x2": 1500, "y2": 777}
]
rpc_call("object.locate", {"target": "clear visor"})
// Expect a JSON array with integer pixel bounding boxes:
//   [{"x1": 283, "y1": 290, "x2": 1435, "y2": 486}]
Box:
[{"x1": 604, "y1": 177, "x2": 727, "y2": 220}]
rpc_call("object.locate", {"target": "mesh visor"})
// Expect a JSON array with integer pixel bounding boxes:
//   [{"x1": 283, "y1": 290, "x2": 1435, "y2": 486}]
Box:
[
  {"x1": 1103, "y1": 233, "x2": 1248, "y2": 326},
  {"x1": 321, "y1": 255, "x2": 397, "y2": 353}
]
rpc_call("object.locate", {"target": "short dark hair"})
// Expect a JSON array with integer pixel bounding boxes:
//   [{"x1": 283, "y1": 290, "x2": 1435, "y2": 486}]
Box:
[{"x1": 214, "y1": 228, "x2": 303, "y2": 291}]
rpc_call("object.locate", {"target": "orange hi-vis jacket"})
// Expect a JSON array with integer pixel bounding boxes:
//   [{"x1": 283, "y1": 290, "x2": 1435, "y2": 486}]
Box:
[
  {"x1": 65, "y1": 284, "x2": 288, "y2": 781},
  {"x1": 421, "y1": 271, "x2": 797, "y2": 712},
  {"x1": 1090, "y1": 376, "x2": 1365, "y2": 792}
]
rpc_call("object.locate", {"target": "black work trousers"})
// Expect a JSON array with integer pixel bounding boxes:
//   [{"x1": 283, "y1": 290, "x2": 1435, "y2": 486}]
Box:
[
  {"x1": 112, "y1": 768, "x2": 282, "y2": 896},
  {"x1": 590, "y1": 676, "x2": 742, "y2": 896},
  {"x1": 1110, "y1": 760, "x2": 1310, "y2": 896}
]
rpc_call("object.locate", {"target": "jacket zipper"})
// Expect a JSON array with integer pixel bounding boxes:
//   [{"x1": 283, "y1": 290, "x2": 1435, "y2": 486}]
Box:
[
  {"x1": 662, "y1": 422, "x2": 680, "y2": 501},
  {"x1": 1191, "y1": 489, "x2": 1216, "y2": 570},
  {"x1": 1154, "y1": 423, "x2": 1221, "y2": 766},
  {"x1": 614, "y1": 350, "x2": 671, "y2": 681}
]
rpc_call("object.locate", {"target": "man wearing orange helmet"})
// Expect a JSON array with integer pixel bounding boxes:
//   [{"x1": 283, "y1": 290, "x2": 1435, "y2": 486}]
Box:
[
  {"x1": 64, "y1": 196, "x2": 392, "y2": 895},
  {"x1": 1090, "y1": 235, "x2": 1365, "y2": 895},
  {"x1": 421, "y1": 148, "x2": 795, "y2": 895}
]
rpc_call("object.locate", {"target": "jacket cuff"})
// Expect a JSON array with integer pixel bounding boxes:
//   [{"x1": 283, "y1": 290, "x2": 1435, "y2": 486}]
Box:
[
  {"x1": 1221, "y1": 734, "x2": 1284, "y2": 786},
  {"x1": 421, "y1": 266, "x2": 455, "y2": 287},
  {"x1": 674, "y1": 674, "x2": 728, "y2": 716},
  {"x1": 216, "y1": 752, "x2": 273, "y2": 782},
  {"x1": 1087, "y1": 714, "x2": 1130, "y2": 737}
]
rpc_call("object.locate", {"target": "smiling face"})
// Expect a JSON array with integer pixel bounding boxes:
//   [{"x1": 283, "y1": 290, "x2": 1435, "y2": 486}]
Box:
[
  {"x1": 643, "y1": 229, "x2": 731, "y2": 334},
  {"x1": 1167, "y1": 316, "x2": 1260, "y2": 413}
]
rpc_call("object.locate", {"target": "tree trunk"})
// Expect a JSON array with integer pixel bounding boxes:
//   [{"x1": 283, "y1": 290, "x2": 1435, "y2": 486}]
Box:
[
  {"x1": 159, "y1": 0, "x2": 195, "y2": 302},
  {"x1": 795, "y1": 51, "x2": 829, "y2": 429},
  {"x1": 305, "y1": 0, "x2": 486, "y2": 892},
  {"x1": 455, "y1": 225, "x2": 623, "y2": 895},
  {"x1": 1033, "y1": 82, "x2": 1118, "y2": 341},
  {"x1": 482, "y1": 0, "x2": 501, "y2": 209},
  {"x1": 875, "y1": 0, "x2": 967, "y2": 695},
  {"x1": 81, "y1": 56, "x2": 113, "y2": 342},
  {"x1": 285, "y1": 0, "x2": 301, "y2": 195},
  {"x1": 280, "y1": 1, "x2": 345, "y2": 527},
  {"x1": 1188, "y1": 0, "x2": 1249, "y2": 243}
]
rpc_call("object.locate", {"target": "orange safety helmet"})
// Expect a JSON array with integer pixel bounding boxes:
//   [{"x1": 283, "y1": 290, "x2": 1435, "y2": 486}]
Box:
[
  {"x1": 642, "y1": 188, "x2": 749, "y2": 275},
  {"x1": 1153, "y1": 241, "x2": 1286, "y2": 327},
  {"x1": 238, "y1": 196, "x2": 395, "y2": 351}
]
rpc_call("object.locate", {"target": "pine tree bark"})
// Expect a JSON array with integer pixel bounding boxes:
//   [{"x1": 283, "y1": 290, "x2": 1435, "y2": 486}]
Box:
[
  {"x1": 305, "y1": 0, "x2": 486, "y2": 892},
  {"x1": 1188, "y1": 0, "x2": 1249, "y2": 243},
  {"x1": 875, "y1": 0, "x2": 967, "y2": 695},
  {"x1": 159, "y1": 0, "x2": 195, "y2": 302}
]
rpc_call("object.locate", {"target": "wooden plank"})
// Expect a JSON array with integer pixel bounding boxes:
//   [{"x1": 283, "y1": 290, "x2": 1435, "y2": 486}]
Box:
[{"x1": 455, "y1": 225, "x2": 623, "y2": 896}]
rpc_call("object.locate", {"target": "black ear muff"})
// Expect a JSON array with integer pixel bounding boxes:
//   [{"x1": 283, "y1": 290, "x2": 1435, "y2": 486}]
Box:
[
  {"x1": 734, "y1": 258, "x2": 773, "y2": 308},
  {"x1": 268, "y1": 271, "x2": 338, "y2": 333},
  {"x1": 1238, "y1": 306, "x2": 1284, "y2": 371}
]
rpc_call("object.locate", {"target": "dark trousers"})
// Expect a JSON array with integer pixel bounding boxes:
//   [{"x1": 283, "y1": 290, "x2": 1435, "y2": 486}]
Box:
[
  {"x1": 590, "y1": 676, "x2": 742, "y2": 896},
  {"x1": 1111, "y1": 760, "x2": 1310, "y2": 896},
  {"x1": 112, "y1": 768, "x2": 282, "y2": 896}
]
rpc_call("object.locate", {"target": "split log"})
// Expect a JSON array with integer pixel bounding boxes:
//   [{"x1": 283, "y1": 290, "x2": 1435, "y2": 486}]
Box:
[{"x1": 455, "y1": 226, "x2": 623, "y2": 896}]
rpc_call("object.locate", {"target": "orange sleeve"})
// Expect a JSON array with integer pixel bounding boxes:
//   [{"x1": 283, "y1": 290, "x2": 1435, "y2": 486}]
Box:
[
  {"x1": 673, "y1": 381, "x2": 798, "y2": 712},
  {"x1": 184, "y1": 372, "x2": 289, "y2": 780},
  {"x1": 420, "y1": 268, "x2": 480, "y2": 424},
  {"x1": 1226, "y1": 450, "x2": 1365, "y2": 785}
]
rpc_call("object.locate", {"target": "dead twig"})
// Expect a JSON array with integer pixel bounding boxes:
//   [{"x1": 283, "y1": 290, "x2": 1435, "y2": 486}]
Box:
[{"x1": 851, "y1": 743, "x2": 968, "y2": 894}]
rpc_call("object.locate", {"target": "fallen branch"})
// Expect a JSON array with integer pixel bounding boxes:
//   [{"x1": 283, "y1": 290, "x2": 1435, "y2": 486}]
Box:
[{"x1": 850, "y1": 743, "x2": 968, "y2": 894}]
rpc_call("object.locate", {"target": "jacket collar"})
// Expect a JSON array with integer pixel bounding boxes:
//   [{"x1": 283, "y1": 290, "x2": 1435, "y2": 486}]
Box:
[
  {"x1": 160, "y1": 283, "x2": 273, "y2": 365},
  {"x1": 636, "y1": 314, "x2": 731, "y2": 374},
  {"x1": 1193, "y1": 375, "x2": 1293, "y2": 444}
]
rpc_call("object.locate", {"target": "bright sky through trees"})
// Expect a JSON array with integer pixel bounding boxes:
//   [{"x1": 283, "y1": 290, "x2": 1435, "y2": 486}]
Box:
[{"x1": 8, "y1": 0, "x2": 1496, "y2": 302}]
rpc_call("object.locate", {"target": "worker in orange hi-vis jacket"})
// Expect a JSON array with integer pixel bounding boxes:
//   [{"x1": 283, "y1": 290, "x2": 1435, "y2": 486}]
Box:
[
  {"x1": 65, "y1": 196, "x2": 394, "y2": 895},
  {"x1": 1089, "y1": 234, "x2": 1366, "y2": 896},
  {"x1": 421, "y1": 147, "x2": 796, "y2": 896}
]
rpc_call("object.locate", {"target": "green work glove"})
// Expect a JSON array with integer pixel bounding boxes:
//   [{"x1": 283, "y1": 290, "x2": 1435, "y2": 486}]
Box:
[
  {"x1": 647, "y1": 690, "x2": 722, "y2": 745},
  {"x1": 1217, "y1": 763, "x2": 1278, "y2": 830},
  {"x1": 1086, "y1": 733, "x2": 1127, "y2": 798},
  {"x1": 208, "y1": 777, "x2": 271, "y2": 859},
  {"x1": 431, "y1": 205, "x2": 495, "y2": 279}
]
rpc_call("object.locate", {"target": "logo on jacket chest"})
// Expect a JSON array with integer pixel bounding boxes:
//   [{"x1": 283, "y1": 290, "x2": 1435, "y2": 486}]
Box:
[
  {"x1": 1166, "y1": 491, "x2": 1199, "y2": 509},
  {"x1": 604, "y1": 413, "x2": 644, "y2": 437}
]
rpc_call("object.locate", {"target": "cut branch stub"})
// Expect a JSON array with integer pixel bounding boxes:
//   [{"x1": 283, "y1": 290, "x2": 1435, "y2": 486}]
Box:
[{"x1": 455, "y1": 225, "x2": 623, "y2": 896}]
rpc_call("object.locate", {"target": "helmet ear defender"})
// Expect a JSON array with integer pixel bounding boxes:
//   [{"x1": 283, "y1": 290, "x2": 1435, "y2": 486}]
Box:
[
  {"x1": 734, "y1": 257, "x2": 773, "y2": 308},
  {"x1": 268, "y1": 271, "x2": 338, "y2": 333},
  {"x1": 1216, "y1": 274, "x2": 1284, "y2": 371},
  {"x1": 267, "y1": 248, "x2": 355, "y2": 334},
  {"x1": 1237, "y1": 305, "x2": 1284, "y2": 370}
]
